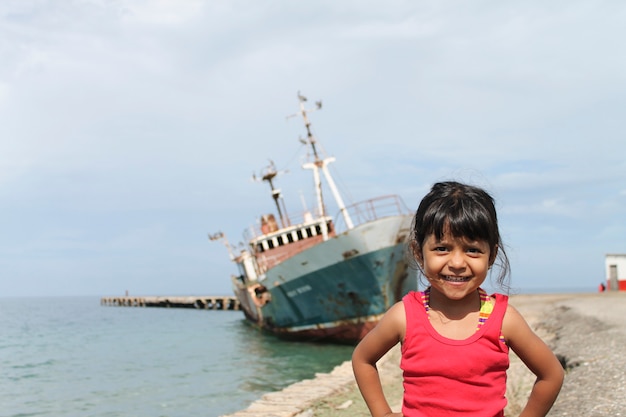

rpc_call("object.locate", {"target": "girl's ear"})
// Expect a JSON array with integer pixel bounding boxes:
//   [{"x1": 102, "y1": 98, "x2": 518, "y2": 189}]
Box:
[{"x1": 489, "y1": 244, "x2": 499, "y2": 267}]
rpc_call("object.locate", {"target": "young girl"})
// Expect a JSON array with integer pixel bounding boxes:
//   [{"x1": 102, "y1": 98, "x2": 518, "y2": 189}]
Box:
[{"x1": 352, "y1": 181, "x2": 564, "y2": 417}]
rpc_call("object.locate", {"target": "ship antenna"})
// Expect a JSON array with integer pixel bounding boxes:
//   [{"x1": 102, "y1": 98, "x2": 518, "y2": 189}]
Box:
[
  {"x1": 299, "y1": 92, "x2": 322, "y2": 161},
  {"x1": 252, "y1": 160, "x2": 291, "y2": 228},
  {"x1": 287, "y1": 92, "x2": 354, "y2": 230}
]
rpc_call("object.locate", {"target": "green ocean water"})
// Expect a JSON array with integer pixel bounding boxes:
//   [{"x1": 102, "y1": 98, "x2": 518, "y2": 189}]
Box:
[{"x1": 0, "y1": 297, "x2": 354, "y2": 417}]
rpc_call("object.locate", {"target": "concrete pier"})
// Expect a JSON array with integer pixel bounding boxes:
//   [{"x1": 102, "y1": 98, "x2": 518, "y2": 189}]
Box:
[{"x1": 100, "y1": 295, "x2": 240, "y2": 310}]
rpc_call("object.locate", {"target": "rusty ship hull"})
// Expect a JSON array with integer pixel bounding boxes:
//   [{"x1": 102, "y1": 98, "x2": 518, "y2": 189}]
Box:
[{"x1": 231, "y1": 209, "x2": 417, "y2": 343}]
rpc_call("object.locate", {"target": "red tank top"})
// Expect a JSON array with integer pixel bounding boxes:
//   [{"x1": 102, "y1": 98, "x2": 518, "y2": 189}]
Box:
[{"x1": 401, "y1": 290, "x2": 509, "y2": 417}]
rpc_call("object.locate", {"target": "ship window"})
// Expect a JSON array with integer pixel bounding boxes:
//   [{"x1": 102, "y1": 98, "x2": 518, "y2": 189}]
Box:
[
  {"x1": 306, "y1": 227, "x2": 313, "y2": 238},
  {"x1": 287, "y1": 233, "x2": 294, "y2": 243},
  {"x1": 277, "y1": 235, "x2": 284, "y2": 246},
  {"x1": 315, "y1": 225, "x2": 322, "y2": 235},
  {"x1": 296, "y1": 230, "x2": 304, "y2": 240},
  {"x1": 267, "y1": 239, "x2": 275, "y2": 249}
]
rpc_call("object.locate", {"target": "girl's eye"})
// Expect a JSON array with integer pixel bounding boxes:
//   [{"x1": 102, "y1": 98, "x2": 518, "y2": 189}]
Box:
[
  {"x1": 434, "y1": 246, "x2": 448, "y2": 252},
  {"x1": 466, "y1": 247, "x2": 485, "y2": 256}
]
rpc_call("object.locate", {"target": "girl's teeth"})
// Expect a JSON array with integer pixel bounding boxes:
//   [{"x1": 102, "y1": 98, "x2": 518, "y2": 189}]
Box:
[{"x1": 444, "y1": 276, "x2": 468, "y2": 282}]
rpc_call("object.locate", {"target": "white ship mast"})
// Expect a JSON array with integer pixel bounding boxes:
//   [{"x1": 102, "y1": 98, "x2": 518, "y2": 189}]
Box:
[{"x1": 292, "y1": 92, "x2": 354, "y2": 231}]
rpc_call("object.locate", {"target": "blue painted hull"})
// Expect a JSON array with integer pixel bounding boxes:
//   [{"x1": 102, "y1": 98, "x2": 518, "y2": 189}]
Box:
[
  {"x1": 264, "y1": 245, "x2": 413, "y2": 341},
  {"x1": 234, "y1": 214, "x2": 418, "y2": 343}
]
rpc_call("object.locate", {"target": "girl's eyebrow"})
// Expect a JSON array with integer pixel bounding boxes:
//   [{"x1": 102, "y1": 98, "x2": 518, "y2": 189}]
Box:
[{"x1": 463, "y1": 240, "x2": 490, "y2": 249}]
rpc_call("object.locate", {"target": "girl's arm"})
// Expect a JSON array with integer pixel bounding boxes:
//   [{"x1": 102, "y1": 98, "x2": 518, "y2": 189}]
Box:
[
  {"x1": 352, "y1": 301, "x2": 405, "y2": 417},
  {"x1": 503, "y1": 305, "x2": 564, "y2": 417}
]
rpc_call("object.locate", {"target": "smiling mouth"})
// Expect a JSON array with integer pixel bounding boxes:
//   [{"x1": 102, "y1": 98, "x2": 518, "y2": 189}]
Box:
[{"x1": 442, "y1": 275, "x2": 471, "y2": 282}]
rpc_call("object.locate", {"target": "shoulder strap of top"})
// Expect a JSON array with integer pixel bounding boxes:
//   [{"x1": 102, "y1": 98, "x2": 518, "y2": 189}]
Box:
[{"x1": 402, "y1": 291, "x2": 428, "y2": 343}]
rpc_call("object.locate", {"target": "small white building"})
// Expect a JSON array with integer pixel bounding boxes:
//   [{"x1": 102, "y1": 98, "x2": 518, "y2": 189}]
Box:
[{"x1": 605, "y1": 254, "x2": 626, "y2": 291}]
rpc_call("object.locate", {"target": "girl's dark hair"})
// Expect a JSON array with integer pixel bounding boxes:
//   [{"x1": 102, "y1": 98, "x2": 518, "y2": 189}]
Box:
[{"x1": 409, "y1": 181, "x2": 510, "y2": 289}]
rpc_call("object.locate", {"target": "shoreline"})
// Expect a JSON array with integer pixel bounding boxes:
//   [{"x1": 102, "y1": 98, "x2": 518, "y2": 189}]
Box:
[{"x1": 220, "y1": 292, "x2": 626, "y2": 416}]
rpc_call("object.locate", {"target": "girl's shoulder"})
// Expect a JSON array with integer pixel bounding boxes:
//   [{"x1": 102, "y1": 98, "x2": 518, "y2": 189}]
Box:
[
  {"x1": 501, "y1": 302, "x2": 534, "y2": 343},
  {"x1": 379, "y1": 299, "x2": 408, "y2": 326},
  {"x1": 372, "y1": 299, "x2": 407, "y2": 343}
]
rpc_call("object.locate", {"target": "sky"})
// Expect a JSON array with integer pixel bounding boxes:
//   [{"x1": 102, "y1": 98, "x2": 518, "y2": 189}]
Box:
[{"x1": 1, "y1": 0, "x2": 625, "y2": 298}]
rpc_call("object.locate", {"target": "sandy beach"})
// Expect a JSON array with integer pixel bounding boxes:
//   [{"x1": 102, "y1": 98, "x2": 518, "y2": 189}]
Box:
[{"x1": 221, "y1": 291, "x2": 626, "y2": 417}]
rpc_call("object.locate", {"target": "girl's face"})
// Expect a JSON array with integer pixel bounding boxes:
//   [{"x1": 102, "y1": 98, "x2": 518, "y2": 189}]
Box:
[{"x1": 418, "y1": 231, "x2": 493, "y2": 301}]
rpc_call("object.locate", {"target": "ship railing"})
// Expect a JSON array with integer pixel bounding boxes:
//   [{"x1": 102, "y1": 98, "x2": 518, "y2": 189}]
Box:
[
  {"x1": 243, "y1": 211, "x2": 329, "y2": 243},
  {"x1": 242, "y1": 195, "x2": 410, "y2": 243},
  {"x1": 333, "y1": 194, "x2": 411, "y2": 233}
]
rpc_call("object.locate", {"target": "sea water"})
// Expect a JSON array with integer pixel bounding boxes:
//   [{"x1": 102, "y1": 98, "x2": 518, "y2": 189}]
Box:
[{"x1": 0, "y1": 297, "x2": 354, "y2": 417}]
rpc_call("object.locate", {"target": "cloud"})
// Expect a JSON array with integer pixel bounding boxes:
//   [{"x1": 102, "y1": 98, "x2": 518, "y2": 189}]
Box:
[
  {"x1": 1, "y1": 0, "x2": 626, "y2": 296},
  {"x1": 121, "y1": 0, "x2": 206, "y2": 26}
]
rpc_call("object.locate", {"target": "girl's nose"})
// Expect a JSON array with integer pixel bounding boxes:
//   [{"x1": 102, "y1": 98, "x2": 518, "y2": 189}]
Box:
[{"x1": 448, "y1": 250, "x2": 466, "y2": 269}]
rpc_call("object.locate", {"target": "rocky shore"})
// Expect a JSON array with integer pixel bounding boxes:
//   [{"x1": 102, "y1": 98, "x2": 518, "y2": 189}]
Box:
[{"x1": 221, "y1": 292, "x2": 626, "y2": 417}]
